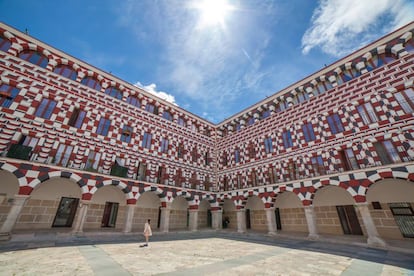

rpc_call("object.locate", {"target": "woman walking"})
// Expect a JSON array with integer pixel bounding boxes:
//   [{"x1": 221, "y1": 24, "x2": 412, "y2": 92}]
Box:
[{"x1": 141, "y1": 219, "x2": 152, "y2": 247}]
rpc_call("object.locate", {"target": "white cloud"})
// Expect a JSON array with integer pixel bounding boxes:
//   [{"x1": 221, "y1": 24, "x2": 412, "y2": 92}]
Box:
[
  {"x1": 302, "y1": 0, "x2": 414, "y2": 57},
  {"x1": 134, "y1": 81, "x2": 177, "y2": 105}
]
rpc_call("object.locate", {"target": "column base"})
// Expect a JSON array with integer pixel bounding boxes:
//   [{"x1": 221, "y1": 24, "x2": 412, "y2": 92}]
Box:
[
  {"x1": 307, "y1": 233, "x2": 320, "y2": 240},
  {"x1": 267, "y1": 231, "x2": 278, "y2": 236},
  {"x1": 367, "y1": 236, "x2": 387, "y2": 248},
  {"x1": 237, "y1": 229, "x2": 246, "y2": 233}
]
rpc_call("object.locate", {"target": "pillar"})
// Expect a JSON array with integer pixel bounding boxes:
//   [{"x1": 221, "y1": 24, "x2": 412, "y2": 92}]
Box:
[
  {"x1": 188, "y1": 209, "x2": 199, "y2": 231},
  {"x1": 123, "y1": 204, "x2": 136, "y2": 233},
  {"x1": 355, "y1": 203, "x2": 387, "y2": 247},
  {"x1": 265, "y1": 207, "x2": 277, "y2": 235},
  {"x1": 72, "y1": 200, "x2": 90, "y2": 234},
  {"x1": 211, "y1": 209, "x2": 223, "y2": 230},
  {"x1": 159, "y1": 204, "x2": 171, "y2": 233},
  {"x1": 236, "y1": 209, "x2": 247, "y2": 233},
  {"x1": 0, "y1": 194, "x2": 30, "y2": 240},
  {"x1": 304, "y1": 205, "x2": 319, "y2": 240}
]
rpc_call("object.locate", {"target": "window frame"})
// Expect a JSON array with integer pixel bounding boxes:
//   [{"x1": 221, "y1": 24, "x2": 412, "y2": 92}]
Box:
[
  {"x1": 327, "y1": 113, "x2": 344, "y2": 134},
  {"x1": 18, "y1": 50, "x2": 48, "y2": 68},
  {"x1": 142, "y1": 132, "x2": 152, "y2": 149},
  {"x1": 302, "y1": 122, "x2": 316, "y2": 142},
  {"x1": 53, "y1": 64, "x2": 77, "y2": 81},
  {"x1": 35, "y1": 98, "x2": 57, "y2": 119},
  {"x1": 81, "y1": 76, "x2": 101, "y2": 91},
  {"x1": 96, "y1": 117, "x2": 111, "y2": 136},
  {"x1": 0, "y1": 84, "x2": 20, "y2": 108},
  {"x1": 282, "y1": 130, "x2": 293, "y2": 148}
]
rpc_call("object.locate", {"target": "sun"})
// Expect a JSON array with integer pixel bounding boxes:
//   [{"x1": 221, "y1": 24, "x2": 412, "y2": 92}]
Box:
[{"x1": 192, "y1": 0, "x2": 235, "y2": 29}]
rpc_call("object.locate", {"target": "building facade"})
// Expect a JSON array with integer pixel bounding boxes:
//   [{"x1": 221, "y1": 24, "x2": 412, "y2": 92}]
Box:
[{"x1": 0, "y1": 21, "x2": 413, "y2": 246}]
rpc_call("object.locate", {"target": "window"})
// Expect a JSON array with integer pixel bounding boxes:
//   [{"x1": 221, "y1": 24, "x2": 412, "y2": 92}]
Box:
[
  {"x1": 327, "y1": 114, "x2": 344, "y2": 134},
  {"x1": 339, "y1": 149, "x2": 359, "y2": 171},
  {"x1": 120, "y1": 125, "x2": 132, "y2": 143},
  {"x1": 247, "y1": 142, "x2": 256, "y2": 159},
  {"x1": 35, "y1": 98, "x2": 57, "y2": 119},
  {"x1": 235, "y1": 123, "x2": 241, "y2": 132},
  {"x1": 145, "y1": 103, "x2": 158, "y2": 114},
  {"x1": 234, "y1": 149, "x2": 240, "y2": 163},
  {"x1": 192, "y1": 147, "x2": 198, "y2": 162},
  {"x1": 177, "y1": 143, "x2": 184, "y2": 158},
  {"x1": 357, "y1": 102, "x2": 378, "y2": 124},
  {"x1": 269, "y1": 167, "x2": 278, "y2": 184},
  {"x1": 68, "y1": 108, "x2": 86, "y2": 128},
  {"x1": 236, "y1": 174, "x2": 242, "y2": 189},
  {"x1": 157, "y1": 166, "x2": 166, "y2": 184},
  {"x1": 222, "y1": 152, "x2": 228, "y2": 166},
  {"x1": 311, "y1": 156, "x2": 325, "y2": 175},
  {"x1": 0, "y1": 36, "x2": 11, "y2": 52},
  {"x1": 287, "y1": 161, "x2": 297, "y2": 180},
  {"x1": 261, "y1": 110, "x2": 270, "y2": 120},
  {"x1": 162, "y1": 111, "x2": 173, "y2": 121},
  {"x1": 160, "y1": 138, "x2": 169, "y2": 153},
  {"x1": 85, "y1": 150, "x2": 101, "y2": 171},
  {"x1": 142, "y1": 132, "x2": 152, "y2": 149},
  {"x1": 250, "y1": 170, "x2": 258, "y2": 186},
  {"x1": 341, "y1": 67, "x2": 360, "y2": 82},
  {"x1": 81, "y1": 76, "x2": 101, "y2": 91},
  {"x1": 178, "y1": 117, "x2": 186, "y2": 127},
  {"x1": 264, "y1": 137, "x2": 273, "y2": 153},
  {"x1": 282, "y1": 131, "x2": 293, "y2": 148},
  {"x1": 126, "y1": 96, "x2": 141, "y2": 108},
  {"x1": 53, "y1": 64, "x2": 77, "y2": 81},
  {"x1": 21, "y1": 135, "x2": 39, "y2": 148},
  {"x1": 247, "y1": 117, "x2": 255, "y2": 126},
  {"x1": 297, "y1": 91, "x2": 309, "y2": 103},
  {"x1": 0, "y1": 84, "x2": 20, "y2": 108},
  {"x1": 374, "y1": 140, "x2": 401, "y2": 165},
  {"x1": 137, "y1": 162, "x2": 147, "y2": 181},
  {"x1": 105, "y1": 87, "x2": 122, "y2": 100},
  {"x1": 395, "y1": 88, "x2": 414, "y2": 114},
  {"x1": 96, "y1": 118, "x2": 111, "y2": 136},
  {"x1": 54, "y1": 144, "x2": 73, "y2": 167},
  {"x1": 302, "y1": 122, "x2": 316, "y2": 142},
  {"x1": 18, "y1": 50, "x2": 48, "y2": 68},
  {"x1": 315, "y1": 81, "x2": 333, "y2": 95}
]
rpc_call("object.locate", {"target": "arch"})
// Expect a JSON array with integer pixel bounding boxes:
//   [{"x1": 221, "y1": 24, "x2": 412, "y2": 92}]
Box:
[
  {"x1": 313, "y1": 185, "x2": 356, "y2": 206},
  {"x1": 170, "y1": 196, "x2": 189, "y2": 230},
  {"x1": 0, "y1": 170, "x2": 19, "y2": 198},
  {"x1": 27, "y1": 171, "x2": 83, "y2": 191},
  {"x1": 30, "y1": 177, "x2": 82, "y2": 200},
  {"x1": 136, "y1": 191, "x2": 161, "y2": 208},
  {"x1": 18, "y1": 49, "x2": 49, "y2": 68},
  {"x1": 0, "y1": 162, "x2": 27, "y2": 187},
  {"x1": 80, "y1": 76, "x2": 101, "y2": 91},
  {"x1": 53, "y1": 63, "x2": 78, "y2": 81},
  {"x1": 198, "y1": 199, "x2": 212, "y2": 229},
  {"x1": 134, "y1": 191, "x2": 161, "y2": 232},
  {"x1": 366, "y1": 178, "x2": 414, "y2": 203},
  {"x1": 274, "y1": 191, "x2": 307, "y2": 233},
  {"x1": 0, "y1": 34, "x2": 12, "y2": 52},
  {"x1": 105, "y1": 86, "x2": 123, "y2": 100},
  {"x1": 245, "y1": 195, "x2": 264, "y2": 210}
]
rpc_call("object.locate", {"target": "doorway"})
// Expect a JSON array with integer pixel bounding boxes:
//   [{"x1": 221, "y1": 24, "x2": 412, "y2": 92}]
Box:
[
  {"x1": 275, "y1": 208, "x2": 282, "y2": 230},
  {"x1": 207, "y1": 209, "x2": 212, "y2": 227},
  {"x1": 52, "y1": 197, "x2": 79, "y2": 227},
  {"x1": 389, "y1": 203, "x2": 414, "y2": 238},
  {"x1": 336, "y1": 205, "x2": 363, "y2": 235},
  {"x1": 101, "y1": 202, "x2": 119, "y2": 227},
  {"x1": 245, "y1": 209, "x2": 251, "y2": 229}
]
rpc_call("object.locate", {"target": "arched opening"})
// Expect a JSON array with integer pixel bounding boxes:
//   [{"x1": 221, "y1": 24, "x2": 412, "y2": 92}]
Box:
[
  {"x1": 198, "y1": 199, "x2": 211, "y2": 229},
  {"x1": 245, "y1": 196, "x2": 265, "y2": 231},
  {"x1": 221, "y1": 198, "x2": 236, "y2": 229},
  {"x1": 170, "y1": 196, "x2": 189, "y2": 230},
  {"x1": 0, "y1": 170, "x2": 19, "y2": 226},
  {"x1": 16, "y1": 177, "x2": 81, "y2": 230},
  {"x1": 136, "y1": 192, "x2": 161, "y2": 231},
  {"x1": 313, "y1": 185, "x2": 362, "y2": 236},
  {"x1": 88, "y1": 185, "x2": 126, "y2": 230},
  {"x1": 274, "y1": 191, "x2": 306, "y2": 233},
  {"x1": 367, "y1": 179, "x2": 414, "y2": 239}
]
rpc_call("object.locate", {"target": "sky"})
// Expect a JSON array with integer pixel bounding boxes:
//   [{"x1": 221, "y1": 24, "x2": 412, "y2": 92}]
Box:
[{"x1": 1, "y1": 0, "x2": 414, "y2": 123}]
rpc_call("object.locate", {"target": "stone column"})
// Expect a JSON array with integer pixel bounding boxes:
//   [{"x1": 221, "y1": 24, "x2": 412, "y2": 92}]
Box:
[
  {"x1": 0, "y1": 194, "x2": 30, "y2": 240},
  {"x1": 265, "y1": 207, "x2": 277, "y2": 235},
  {"x1": 188, "y1": 209, "x2": 199, "y2": 231},
  {"x1": 304, "y1": 205, "x2": 319, "y2": 240},
  {"x1": 159, "y1": 204, "x2": 171, "y2": 233},
  {"x1": 236, "y1": 209, "x2": 247, "y2": 233},
  {"x1": 72, "y1": 200, "x2": 90, "y2": 234},
  {"x1": 211, "y1": 209, "x2": 223, "y2": 230},
  {"x1": 355, "y1": 203, "x2": 386, "y2": 247},
  {"x1": 123, "y1": 204, "x2": 136, "y2": 233}
]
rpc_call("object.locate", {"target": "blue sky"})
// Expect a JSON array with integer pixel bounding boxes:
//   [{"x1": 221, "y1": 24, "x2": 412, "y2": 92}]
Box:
[{"x1": 1, "y1": 0, "x2": 414, "y2": 123}]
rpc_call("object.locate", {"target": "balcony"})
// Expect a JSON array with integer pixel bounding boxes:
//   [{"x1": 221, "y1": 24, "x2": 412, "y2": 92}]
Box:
[
  {"x1": 110, "y1": 163, "x2": 128, "y2": 178},
  {"x1": 6, "y1": 144, "x2": 32, "y2": 160}
]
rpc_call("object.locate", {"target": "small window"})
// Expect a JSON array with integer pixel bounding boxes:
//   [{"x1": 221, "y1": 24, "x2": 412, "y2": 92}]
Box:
[
  {"x1": 145, "y1": 103, "x2": 158, "y2": 114},
  {"x1": 327, "y1": 114, "x2": 344, "y2": 134},
  {"x1": 341, "y1": 67, "x2": 360, "y2": 82},
  {"x1": 121, "y1": 125, "x2": 132, "y2": 143},
  {"x1": 261, "y1": 110, "x2": 270, "y2": 120},
  {"x1": 192, "y1": 147, "x2": 198, "y2": 162},
  {"x1": 35, "y1": 98, "x2": 57, "y2": 119},
  {"x1": 54, "y1": 144, "x2": 73, "y2": 167},
  {"x1": 264, "y1": 137, "x2": 273, "y2": 153},
  {"x1": 105, "y1": 87, "x2": 122, "y2": 100},
  {"x1": 0, "y1": 36, "x2": 12, "y2": 52},
  {"x1": 126, "y1": 96, "x2": 141, "y2": 108},
  {"x1": 205, "y1": 152, "x2": 209, "y2": 166},
  {"x1": 96, "y1": 118, "x2": 111, "y2": 136},
  {"x1": 160, "y1": 138, "x2": 169, "y2": 153},
  {"x1": 81, "y1": 76, "x2": 101, "y2": 91},
  {"x1": 53, "y1": 64, "x2": 77, "y2": 81},
  {"x1": 162, "y1": 111, "x2": 173, "y2": 121},
  {"x1": 247, "y1": 117, "x2": 255, "y2": 126},
  {"x1": 234, "y1": 149, "x2": 240, "y2": 163},
  {"x1": 142, "y1": 132, "x2": 152, "y2": 149},
  {"x1": 177, "y1": 143, "x2": 184, "y2": 158},
  {"x1": 19, "y1": 50, "x2": 48, "y2": 68},
  {"x1": 85, "y1": 150, "x2": 101, "y2": 171},
  {"x1": 68, "y1": 108, "x2": 86, "y2": 128},
  {"x1": 247, "y1": 142, "x2": 256, "y2": 159},
  {"x1": 373, "y1": 140, "x2": 401, "y2": 165},
  {"x1": 0, "y1": 84, "x2": 20, "y2": 108},
  {"x1": 178, "y1": 117, "x2": 186, "y2": 127},
  {"x1": 395, "y1": 88, "x2": 414, "y2": 114},
  {"x1": 311, "y1": 156, "x2": 325, "y2": 175},
  {"x1": 372, "y1": 202, "x2": 382, "y2": 210},
  {"x1": 222, "y1": 152, "x2": 228, "y2": 166},
  {"x1": 302, "y1": 122, "x2": 316, "y2": 142},
  {"x1": 282, "y1": 131, "x2": 293, "y2": 148},
  {"x1": 357, "y1": 102, "x2": 378, "y2": 125}
]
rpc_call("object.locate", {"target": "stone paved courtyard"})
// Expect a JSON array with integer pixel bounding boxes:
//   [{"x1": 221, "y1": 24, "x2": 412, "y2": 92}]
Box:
[{"x1": 0, "y1": 232, "x2": 413, "y2": 275}]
